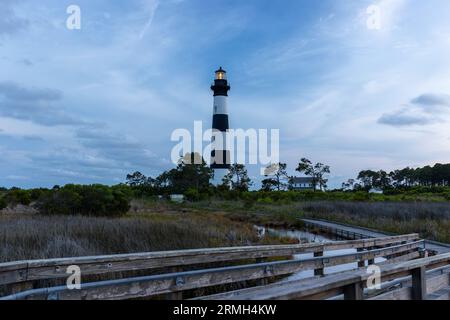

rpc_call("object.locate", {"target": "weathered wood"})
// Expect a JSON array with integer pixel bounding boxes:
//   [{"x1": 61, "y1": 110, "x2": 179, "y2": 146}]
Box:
[
  {"x1": 0, "y1": 234, "x2": 419, "y2": 287},
  {"x1": 378, "y1": 251, "x2": 420, "y2": 264},
  {"x1": 1, "y1": 240, "x2": 425, "y2": 300},
  {"x1": 428, "y1": 286, "x2": 450, "y2": 300},
  {"x1": 426, "y1": 270, "x2": 450, "y2": 294},
  {"x1": 357, "y1": 248, "x2": 365, "y2": 268},
  {"x1": 255, "y1": 258, "x2": 269, "y2": 286},
  {"x1": 343, "y1": 282, "x2": 364, "y2": 300},
  {"x1": 198, "y1": 253, "x2": 450, "y2": 301},
  {"x1": 1, "y1": 233, "x2": 436, "y2": 301},
  {"x1": 411, "y1": 266, "x2": 426, "y2": 300},
  {"x1": 370, "y1": 268, "x2": 450, "y2": 300},
  {"x1": 370, "y1": 287, "x2": 412, "y2": 300},
  {"x1": 313, "y1": 251, "x2": 324, "y2": 276}
]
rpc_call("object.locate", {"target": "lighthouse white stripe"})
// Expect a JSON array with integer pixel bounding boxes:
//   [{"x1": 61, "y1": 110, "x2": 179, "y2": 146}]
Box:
[{"x1": 213, "y1": 96, "x2": 228, "y2": 115}]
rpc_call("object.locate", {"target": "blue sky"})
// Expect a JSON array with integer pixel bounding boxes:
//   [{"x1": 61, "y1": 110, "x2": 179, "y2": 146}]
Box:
[{"x1": 1, "y1": 0, "x2": 450, "y2": 189}]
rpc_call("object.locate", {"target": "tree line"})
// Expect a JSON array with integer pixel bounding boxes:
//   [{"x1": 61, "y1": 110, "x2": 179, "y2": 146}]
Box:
[
  {"x1": 342, "y1": 163, "x2": 450, "y2": 192},
  {"x1": 125, "y1": 154, "x2": 331, "y2": 198},
  {"x1": 2, "y1": 156, "x2": 450, "y2": 215},
  {"x1": 0, "y1": 185, "x2": 131, "y2": 216}
]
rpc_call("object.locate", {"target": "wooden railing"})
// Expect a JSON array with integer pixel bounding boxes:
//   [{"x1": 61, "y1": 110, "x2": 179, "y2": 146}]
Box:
[
  {"x1": 199, "y1": 253, "x2": 450, "y2": 300},
  {"x1": 0, "y1": 234, "x2": 423, "y2": 300}
]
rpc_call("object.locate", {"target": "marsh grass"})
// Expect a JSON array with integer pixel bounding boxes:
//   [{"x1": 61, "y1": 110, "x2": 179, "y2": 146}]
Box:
[
  {"x1": 187, "y1": 199, "x2": 450, "y2": 243},
  {"x1": 0, "y1": 209, "x2": 290, "y2": 263}
]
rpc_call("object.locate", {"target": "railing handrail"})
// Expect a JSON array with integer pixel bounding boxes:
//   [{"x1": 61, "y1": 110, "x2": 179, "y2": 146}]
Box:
[
  {"x1": 0, "y1": 233, "x2": 419, "y2": 287},
  {"x1": 199, "y1": 251, "x2": 450, "y2": 301},
  {"x1": 303, "y1": 218, "x2": 450, "y2": 249},
  {"x1": 0, "y1": 240, "x2": 424, "y2": 300}
]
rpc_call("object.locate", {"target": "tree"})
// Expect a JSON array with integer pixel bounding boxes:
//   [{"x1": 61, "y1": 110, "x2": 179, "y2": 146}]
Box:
[
  {"x1": 374, "y1": 170, "x2": 391, "y2": 190},
  {"x1": 262, "y1": 163, "x2": 289, "y2": 191},
  {"x1": 261, "y1": 178, "x2": 278, "y2": 192},
  {"x1": 126, "y1": 171, "x2": 149, "y2": 187},
  {"x1": 342, "y1": 179, "x2": 355, "y2": 191},
  {"x1": 0, "y1": 196, "x2": 7, "y2": 210},
  {"x1": 296, "y1": 158, "x2": 330, "y2": 191},
  {"x1": 222, "y1": 164, "x2": 252, "y2": 192},
  {"x1": 154, "y1": 153, "x2": 213, "y2": 194},
  {"x1": 357, "y1": 170, "x2": 378, "y2": 191}
]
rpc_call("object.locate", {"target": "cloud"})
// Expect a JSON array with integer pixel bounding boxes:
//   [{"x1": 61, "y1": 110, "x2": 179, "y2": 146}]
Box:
[
  {"x1": 0, "y1": 81, "x2": 83, "y2": 126},
  {"x1": 0, "y1": 0, "x2": 29, "y2": 35},
  {"x1": 138, "y1": 0, "x2": 160, "y2": 40},
  {"x1": 378, "y1": 110, "x2": 432, "y2": 126},
  {"x1": 6, "y1": 175, "x2": 28, "y2": 181},
  {"x1": 75, "y1": 127, "x2": 166, "y2": 170},
  {"x1": 411, "y1": 93, "x2": 450, "y2": 107},
  {"x1": 19, "y1": 58, "x2": 33, "y2": 66},
  {"x1": 378, "y1": 93, "x2": 450, "y2": 127},
  {"x1": 0, "y1": 81, "x2": 61, "y2": 101}
]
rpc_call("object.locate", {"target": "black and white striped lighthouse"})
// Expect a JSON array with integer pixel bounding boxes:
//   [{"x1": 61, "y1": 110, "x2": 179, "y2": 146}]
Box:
[{"x1": 210, "y1": 67, "x2": 231, "y2": 183}]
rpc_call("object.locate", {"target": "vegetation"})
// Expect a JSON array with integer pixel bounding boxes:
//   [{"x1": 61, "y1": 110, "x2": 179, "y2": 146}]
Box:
[
  {"x1": 1, "y1": 156, "x2": 449, "y2": 257},
  {"x1": 221, "y1": 163, "x2": 252, "y2": 192},
  {"x1": 0, "y1": 206, "x2": 294, "y2": 263},
  {"x1": 187, "y1": 199, "x2": 450, "y2": 243},
  {"x1": 261, "y1": 163, "x2": 290, "y2": 191},
  {"x1": 296, "y1": 158, "x2": 330, "y2": 191},
  {"x1": 345, "y1": 163, "x2": 450, "y2": 191}
]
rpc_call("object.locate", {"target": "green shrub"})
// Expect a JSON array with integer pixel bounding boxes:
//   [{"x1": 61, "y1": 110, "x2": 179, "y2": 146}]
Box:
[
  {"x1": 4, "y1": 189, "x2": 32, "y2": 206},
  {"x1": 257, "y1": 197, "x2": 273, "y2": 204},
  {"x1": 0, "y1": 197, "x2": 7, "y2": 210},
  {"x1": 184, "y1": 188, "x2": 201, "y2": 202},
  {"x1": 351, "y1": 191, "x2": 370, "y2": 201},
  {"x1": 34, "y1": 184, "x2": 130, "y2": 216}
]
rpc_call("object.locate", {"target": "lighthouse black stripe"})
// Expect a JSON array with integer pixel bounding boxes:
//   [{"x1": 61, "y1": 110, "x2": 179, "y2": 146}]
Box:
[
  {"x1": 212, "y1": 114, "x2": 229, "y2": 132},
  {"x1": 211, "y1": 150, "x2": 231, "y2": 168},
  {"x1": 211, "y1": 79, "x2": 230, "y2": 96}
]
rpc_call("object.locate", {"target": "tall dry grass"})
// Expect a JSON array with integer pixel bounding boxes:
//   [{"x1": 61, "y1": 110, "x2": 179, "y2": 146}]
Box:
[
  {"x1": 188, "y1": 200, "x2": 450, "y2": 243},
  {"x1": 0, "y1": 211, "x2": 286, "y2": 263}
]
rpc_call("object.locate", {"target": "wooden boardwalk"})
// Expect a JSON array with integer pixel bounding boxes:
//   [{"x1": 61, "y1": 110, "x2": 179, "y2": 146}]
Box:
[
  {"x1": 1, "y1": 233, "x2": 449, "y2": 300},
  {"x1": 302, "y1": 218, "x2": 450, "y2": 255}
]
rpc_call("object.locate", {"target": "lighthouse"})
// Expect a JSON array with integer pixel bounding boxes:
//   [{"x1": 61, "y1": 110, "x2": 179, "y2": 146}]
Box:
[{"x1": 210, "y1": 67, "x2": 231, "y2": 184}]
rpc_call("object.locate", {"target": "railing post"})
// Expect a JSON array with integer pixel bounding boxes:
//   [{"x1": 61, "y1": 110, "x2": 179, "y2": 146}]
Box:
[
  {"x1": 166, "y1": 267, "x2": 183, "y2": 300},
  {"x1": 255, "y1": 258, "x2": 269, "y2": 286},
  {"x1": 357, "y1": 248, "x2": 365, "y2": 268},
  {"x1": 343, "y1": 282, "x2": 364, "y2": 300},
  {"x1": 314, "y1": 250, "x2": 324, "y2": 276},
  {"x1": 368, "y1": 247, "x2": 375, "y2": 265},
  {"x1": 411, "y1": 266, "x2": 427, "y2": 300}
]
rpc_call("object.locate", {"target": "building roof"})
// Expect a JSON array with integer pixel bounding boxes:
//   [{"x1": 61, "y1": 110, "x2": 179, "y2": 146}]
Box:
[{"x1": 292, "y1": 177, "x2": 314, "y2": 183}]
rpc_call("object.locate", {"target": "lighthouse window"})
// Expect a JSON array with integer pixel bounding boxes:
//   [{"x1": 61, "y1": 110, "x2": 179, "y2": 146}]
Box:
[{"x1": 216, "y1": 72, "x2": 226, "y2": 80}]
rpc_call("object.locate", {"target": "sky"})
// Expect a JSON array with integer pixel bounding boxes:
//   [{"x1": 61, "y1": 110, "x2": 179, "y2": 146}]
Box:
[{"x1": 1, "y1": 0, "x2": 450, "y2": 189}]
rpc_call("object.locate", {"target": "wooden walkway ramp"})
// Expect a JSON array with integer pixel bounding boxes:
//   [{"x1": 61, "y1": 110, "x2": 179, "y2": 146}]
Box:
[
  {"x1": 0, "y1": 234, "x2": 449, "y2": 300},
  {"x1": 302, "y1": 218, "x2": 450, "y2": 255}
]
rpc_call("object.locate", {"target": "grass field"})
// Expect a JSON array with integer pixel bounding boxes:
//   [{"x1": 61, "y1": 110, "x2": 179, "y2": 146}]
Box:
[
  {"x1": 2, "y1": 197, "x2": 449, "y2": 264},
  {"x1": 187, "y1": 199, "x2": 450, "y2": 243},
  {"x1": 0, "y1": 202, "x2": 295, "y2": 263}
]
